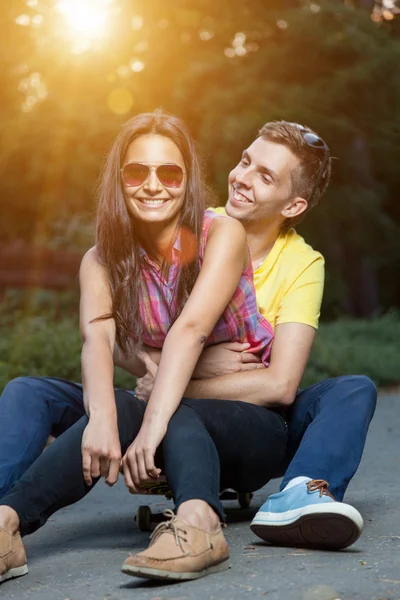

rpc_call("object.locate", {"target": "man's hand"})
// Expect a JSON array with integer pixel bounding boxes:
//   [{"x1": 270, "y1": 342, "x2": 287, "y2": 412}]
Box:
[
  {"x1": 135, "y1": 352, "x2": 158, "y2": 402},
  {"x1": 192, "y1": 342, "x2": 264, "y2": 379},
  {"x1": 121, "y1": 420, "x2": 164, "y2": 492},
  {"x1": 81, "y1": 414, "x2": 121, "y2": 487}
]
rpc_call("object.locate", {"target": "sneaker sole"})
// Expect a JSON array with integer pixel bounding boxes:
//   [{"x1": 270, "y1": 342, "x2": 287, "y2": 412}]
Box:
[
  {"x1": 121, "y1": 559, "x2": 231, "y2": 581},
  {"x1": 251, "y1": 504, "x2": 363, "y2": 550},
  {"x1": 0, "y1": 564, "x2": 28, "y2": 583}
]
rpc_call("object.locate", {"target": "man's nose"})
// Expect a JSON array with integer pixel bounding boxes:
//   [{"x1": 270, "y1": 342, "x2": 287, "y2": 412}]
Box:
[{"x1": 235, "y1": 167, "x2": 252, "y2": 188}]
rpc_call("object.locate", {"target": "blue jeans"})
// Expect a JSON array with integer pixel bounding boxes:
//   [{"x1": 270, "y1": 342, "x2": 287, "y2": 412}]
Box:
[
  {"x1": 0, "y1": 390, "x2": 287, "y2": 533},
  {"x1": 0, "y1": 377, "x2": 85, "y2": 497},
  {"x1": 280, "y1": 375, "x2": 377, "y2": 501},
  {"x1": 0, "y1": 375, "x2": 376, "y2": 502}
]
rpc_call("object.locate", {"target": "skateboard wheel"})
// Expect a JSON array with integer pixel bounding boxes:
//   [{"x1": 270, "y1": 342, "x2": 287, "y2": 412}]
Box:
[
  {"x1": 136, "y1": 505, "x2": 152, "y2": 531},
  {"x1": 237, "y1": 492, "x2": 252, "y2": 509}
]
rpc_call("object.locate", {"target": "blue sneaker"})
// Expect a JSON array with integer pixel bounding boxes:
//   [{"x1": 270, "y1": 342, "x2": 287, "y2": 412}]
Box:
[{"x1": 250, "y1": 479, "x2": 363, "y2": 550}]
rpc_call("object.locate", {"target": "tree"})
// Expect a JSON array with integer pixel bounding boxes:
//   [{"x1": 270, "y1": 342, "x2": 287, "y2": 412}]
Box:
[{"x1": 0, "y1": 0, "x2": 399, "y2": 315}]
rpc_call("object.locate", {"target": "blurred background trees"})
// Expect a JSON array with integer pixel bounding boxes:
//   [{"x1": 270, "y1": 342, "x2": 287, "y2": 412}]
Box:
[{"x1": 1, "y1": 0, "x2": 399, "y2": 320}]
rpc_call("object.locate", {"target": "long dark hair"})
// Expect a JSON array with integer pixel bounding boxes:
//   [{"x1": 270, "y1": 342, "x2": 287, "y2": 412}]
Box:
[{"x1": 95, "y1": 110, "x2": 209, "y2": 355}]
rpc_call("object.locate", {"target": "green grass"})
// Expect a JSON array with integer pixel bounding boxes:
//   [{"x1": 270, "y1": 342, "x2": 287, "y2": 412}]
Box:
[
  {"x1": 1, "y1": 290, "x2": 399, "y2": 393},
  {"x1": 301, "y1": 312, "x2": 400, "y2": 389}
]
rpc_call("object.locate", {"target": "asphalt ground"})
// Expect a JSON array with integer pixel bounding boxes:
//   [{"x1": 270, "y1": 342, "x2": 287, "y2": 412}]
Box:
[{"x1": 2, "y1": 393, "x2": 399, "y2": 600}]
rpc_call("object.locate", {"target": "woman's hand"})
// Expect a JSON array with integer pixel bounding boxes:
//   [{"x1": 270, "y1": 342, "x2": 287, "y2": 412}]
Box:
[
  {"x1": 81, "y1": 414, "x2": 121, "y2": 487},
  {"x1": 121, "y1": 420, "x2": 165, "y2": 492}
]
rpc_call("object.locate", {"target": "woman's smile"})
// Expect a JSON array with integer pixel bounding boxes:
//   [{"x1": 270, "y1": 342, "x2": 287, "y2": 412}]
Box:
[{"x1": 134, "y1": 197, "x2": 170, "y2": 208}]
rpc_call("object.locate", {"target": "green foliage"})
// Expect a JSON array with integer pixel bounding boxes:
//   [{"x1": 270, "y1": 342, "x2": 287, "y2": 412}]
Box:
[
  {"x1": 0, "y1": 0, "x2": 399, "y2": 316},
  {"x1": 0, "y1": 289, "x2": 80, "y2": 387},
  {"x1": 1, "y1": 291, "x2": 399, "y2": 393},
  {"x1": 0, "y1": 289, "x2": 135, "y2": 391},
  {"x1": 302, "y1": 311, "x2": 400, "y2": 388}
]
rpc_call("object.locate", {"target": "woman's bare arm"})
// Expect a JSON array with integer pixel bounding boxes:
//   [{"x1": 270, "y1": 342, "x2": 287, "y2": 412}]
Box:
[
  {"x1": 145, "y1": 217, "x2": 248, "y2": 423},
  {"x1": 79, "y1": 247, "x2": 122, "y2": 486},
  {"x1": 79, "y1": 247, "x2": 117, "y2": 416},
  {"x1": 122, "y1": 217, "x2": 250, "y2": 488}
]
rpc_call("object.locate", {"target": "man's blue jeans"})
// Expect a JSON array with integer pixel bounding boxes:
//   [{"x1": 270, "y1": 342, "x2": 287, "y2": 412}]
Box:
[
  {"x1": 0, "y1": 374, "x2": 377, "y2": 501},
  {"x1": 0, "y1": 377, "x2": 85, "y2": 497},
  {"x1": 280, "y1": 375, "x2": 377, "y2": 500}
]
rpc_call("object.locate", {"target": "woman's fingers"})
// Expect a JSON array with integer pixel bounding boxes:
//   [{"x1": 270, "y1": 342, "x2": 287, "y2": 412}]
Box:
[
  {"x1": 123, "y1": 446, "x2": 160, "y2": 490},
  {"x1": 105, "y1": 458, "x2": 120, "y2": 487},
  {"x1": 127, "y1": 452, "x2": 140, "y2": 488},
  {"x1": 90, "y1": 455, "x2": 101, "y2": 480},
  {"x1": 136, "y1": 450, "x2": 149, "y2": 484},
  {"x1": 144, "y1": 449, "x2": 159, "y2": 479},
  {"x1": 100, "y1": 457, "x2": 110, "y2": 479},
  {"x1": 82, "y1": 449, "x2": 92, "y2": 486},
  {"x1": 122, "y1": 458, "x2": 139, "y2": 493}
]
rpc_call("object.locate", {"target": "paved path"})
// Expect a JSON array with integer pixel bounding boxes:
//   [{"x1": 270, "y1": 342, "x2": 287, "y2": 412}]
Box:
[{"x1": 2, "y1": 394, "x2": 399, "y2": 600}]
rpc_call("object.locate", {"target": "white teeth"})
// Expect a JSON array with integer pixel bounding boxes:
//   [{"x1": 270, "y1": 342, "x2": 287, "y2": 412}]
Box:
[
  {"x1": 140, "y1": 199, "x2": 166, "y2": 206},
  {"x1": 234, "y1": 192, "x2": 251, "y2": 203}
]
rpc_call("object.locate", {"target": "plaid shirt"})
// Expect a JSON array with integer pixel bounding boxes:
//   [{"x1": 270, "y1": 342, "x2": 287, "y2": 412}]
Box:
[{"x1": 139, "y1": 210, "x2": 274, "y2": 365}]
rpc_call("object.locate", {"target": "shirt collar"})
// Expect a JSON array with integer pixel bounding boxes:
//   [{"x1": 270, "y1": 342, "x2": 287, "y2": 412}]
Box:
[{"x1": 139, "y1": 231, "x2": 181, "y2": 258}]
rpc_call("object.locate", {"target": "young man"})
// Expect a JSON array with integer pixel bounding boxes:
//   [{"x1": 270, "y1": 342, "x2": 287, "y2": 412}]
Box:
[{"x1": 134, "y1": 121, "x2": 377, "y2": 550}]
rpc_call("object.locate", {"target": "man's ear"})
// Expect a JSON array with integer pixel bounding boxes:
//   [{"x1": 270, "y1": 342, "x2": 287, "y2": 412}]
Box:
[{"x1": 281, "y1": 196, "x2": 308, "y2": 219}]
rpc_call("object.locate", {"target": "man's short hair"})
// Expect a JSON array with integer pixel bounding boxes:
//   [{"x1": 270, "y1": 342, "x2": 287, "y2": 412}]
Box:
[{"x1": 258, "y1": 121, "x2": 331, "y2": 229}]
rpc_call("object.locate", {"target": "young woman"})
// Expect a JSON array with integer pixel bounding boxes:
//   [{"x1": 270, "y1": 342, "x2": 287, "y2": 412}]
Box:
[{"x1": 0, "y1": 111, "x2": 287, "y2": 584}]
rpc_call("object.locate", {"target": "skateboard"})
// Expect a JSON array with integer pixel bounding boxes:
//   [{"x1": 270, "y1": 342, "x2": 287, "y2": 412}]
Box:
[{"x1": 133, "y1": 478, "x2": 253, "y2": 531}]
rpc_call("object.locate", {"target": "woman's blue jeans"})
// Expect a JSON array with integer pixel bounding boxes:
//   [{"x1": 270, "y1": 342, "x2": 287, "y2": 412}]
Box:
[{"x1": 0, "y1": 378, "x2": 287, "y2": 534}]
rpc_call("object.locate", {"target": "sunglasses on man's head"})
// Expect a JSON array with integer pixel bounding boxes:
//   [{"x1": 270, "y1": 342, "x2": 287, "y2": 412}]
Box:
[
  {"x1": 291, "y1": 124, "x2": 330, "y2": 205},
  {"x1": 121, "y1": 162, "x2": 185, "y2": 188}
]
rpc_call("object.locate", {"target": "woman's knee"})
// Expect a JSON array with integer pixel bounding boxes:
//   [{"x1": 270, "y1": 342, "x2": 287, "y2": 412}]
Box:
[
  {"x1": 164, "y1": 404, "x2": 207, "y2": 448},
  {"x1": 114, "y1": 391, "x2": 146, "y2": 444},
  {"x1": 115, "y1": 390, "x2": 145, "y2": 417}
]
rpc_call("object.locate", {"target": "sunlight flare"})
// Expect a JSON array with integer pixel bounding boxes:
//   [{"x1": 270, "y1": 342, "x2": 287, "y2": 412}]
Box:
[{"x1": 55, "y1": 0, "x2": 112, "y2": 40}]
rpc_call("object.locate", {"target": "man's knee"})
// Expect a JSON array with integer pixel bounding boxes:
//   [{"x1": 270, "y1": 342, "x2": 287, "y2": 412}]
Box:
[
  {"x1": 292, "y1": 375, "x2": 377, "y2": 423},
  {"x1": 335, "y1": 375, "x2": 377, "y2": 416},
  {"x1": 1, "y1": 376, "x2": 46, "y2": 406}
]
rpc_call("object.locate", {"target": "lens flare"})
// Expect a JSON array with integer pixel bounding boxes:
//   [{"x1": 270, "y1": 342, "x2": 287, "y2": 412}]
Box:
[
  {"x1": 107, "y1": 88, "x2": 134, "y2": 115},
  {"x1": 55, "y1": 0, "x2": 111, "y2": 40}
]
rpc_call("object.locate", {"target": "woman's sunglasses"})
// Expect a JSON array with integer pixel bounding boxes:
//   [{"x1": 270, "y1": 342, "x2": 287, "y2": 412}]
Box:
[
  {"x1": 121, "y1": 162, "x2": 185, "y2": 188},
  {"x1": 292, "y1": 125, "x2": 330, "y2": 204}
]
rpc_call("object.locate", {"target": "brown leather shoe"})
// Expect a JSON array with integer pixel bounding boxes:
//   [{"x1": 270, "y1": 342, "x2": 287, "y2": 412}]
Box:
[
  {"x1": 0, "y1": 528, "x2": 28, "y2": 583},
  {"x1": 122, "y1": 509, "x2": 230, "y2": 581}
]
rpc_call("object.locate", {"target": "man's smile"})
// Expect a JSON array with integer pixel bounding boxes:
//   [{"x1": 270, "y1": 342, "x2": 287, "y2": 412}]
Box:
[{"x1": 230, "y1": 187, "x2": 254, "y2": 205}]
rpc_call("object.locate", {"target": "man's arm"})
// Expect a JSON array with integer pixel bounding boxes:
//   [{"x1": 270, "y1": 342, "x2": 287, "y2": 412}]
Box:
[
  {"x1": 185, "y1": 251, "x2": 324, "y2": 406},
  {"x1": 113, "y1": 326, "x2": 315, "y2": 406},
  {"x1": 184, "y1": 322, "x2": 316, "y2": 407},
  {"x1": 113, "y1": 345, "x2": 147, "y2": 377}
]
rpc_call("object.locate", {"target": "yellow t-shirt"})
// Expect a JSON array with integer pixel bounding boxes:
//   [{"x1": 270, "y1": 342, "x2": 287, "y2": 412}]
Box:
[{"x1": 212, "y1": 207, "x2": 325, "y2": 330}]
